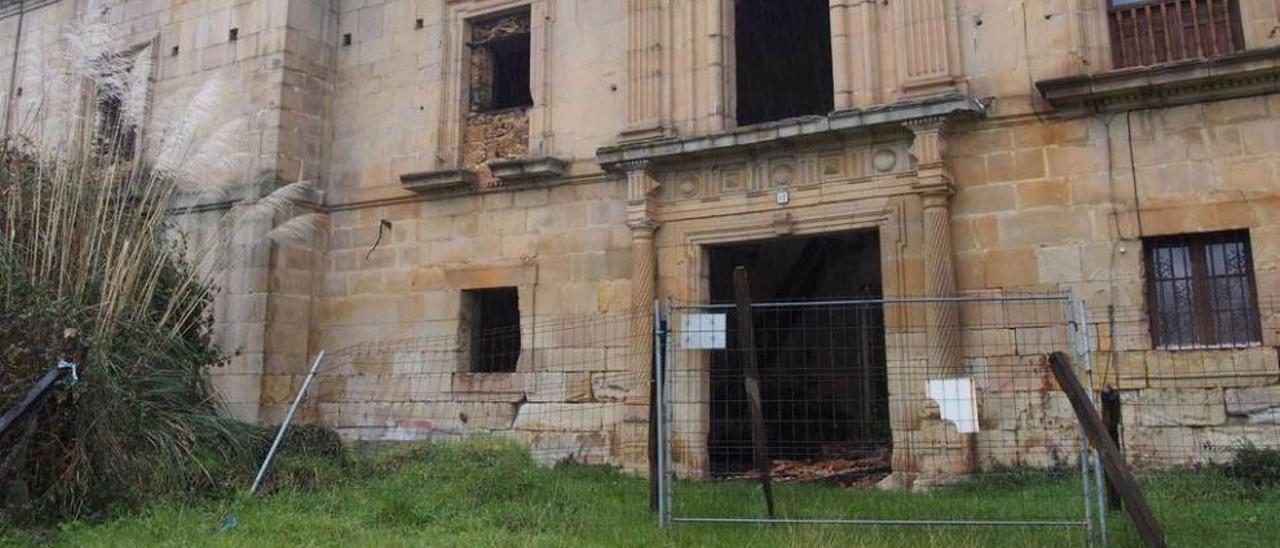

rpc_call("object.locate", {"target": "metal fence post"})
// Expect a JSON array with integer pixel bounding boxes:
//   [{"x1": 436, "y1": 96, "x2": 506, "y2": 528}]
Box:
[
  {"x1": 1078, "y1": 302, "x2": 1110, "y2": 547},
  {"x1": 1065, "y1": 296, "x2": 1097, "y2": 547},
  {"x1": 664, "y1": 298, "x2": 675, "y2": 526},
  {"x1": 654, "y1": 301, "x2": 668, "y2": 527},
  {"x1": 250, "y1": 350, "x2": 327, "y2": 496}
]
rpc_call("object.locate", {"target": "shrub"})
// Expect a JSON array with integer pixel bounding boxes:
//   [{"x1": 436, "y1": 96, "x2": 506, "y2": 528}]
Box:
[
  {"x1": 0, "y1": 4, "x2": 319, "y2": 525},
  {"x1": 1226, "y1": 443, "x2": 1280, "y2": 490},
  {"x1": 280, "y1": 424, "x2": 349, "y2": 466}
]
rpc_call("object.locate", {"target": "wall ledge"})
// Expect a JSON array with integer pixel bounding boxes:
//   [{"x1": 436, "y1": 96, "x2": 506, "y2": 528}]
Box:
[
  {"x1": 1036, "y1": 47, "x2": 1280, "y2": 114},
  {"x1": 596, "y1": 93, "x2": 987, "y2": 171}
]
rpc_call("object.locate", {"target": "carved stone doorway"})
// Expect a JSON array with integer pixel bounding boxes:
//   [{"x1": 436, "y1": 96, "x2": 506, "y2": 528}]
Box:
[{"x1": 703, "y1": 231, "x2": 890, "y2": 478}]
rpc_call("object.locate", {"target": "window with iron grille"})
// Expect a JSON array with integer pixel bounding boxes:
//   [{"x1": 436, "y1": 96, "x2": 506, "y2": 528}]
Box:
[
  {"x1": 1107, "y1": 0, "x2": 1245, "y2": 69},
  {"x1": 93, "y1": 91, "x2": 136, "y2": 161},
  {"x1": 459, "y1": 287, "x2": 521, "y2": 373},
  {"x1": 1144, "y1": 230, "x2": 1261, "y2": 349}
]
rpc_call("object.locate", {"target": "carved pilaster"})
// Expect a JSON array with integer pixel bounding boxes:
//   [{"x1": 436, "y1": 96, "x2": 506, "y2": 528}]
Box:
[
  {"x1": 624, "y1": 161, "x2": 662, "y2": 390},
  {"x1": 893, "y1": 0, "x2": 963, "y2": 97},
  {"x1": 623, "y1": 0, "x2": 664, "y2": 139},
  {"x1": 832, "y1": 0, "x2": 882, "y2": 109},
  {"x1": 907, "y1": 117, "x2": 960, "y2": 376},
  {"x1": 905, "y1": 115, "x2": 971, "y2": 486}
]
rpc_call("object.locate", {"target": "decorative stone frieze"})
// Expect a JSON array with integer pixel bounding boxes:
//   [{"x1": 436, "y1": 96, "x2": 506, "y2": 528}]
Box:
[{"x1": 651, "y1": 141, "x2": 914, "y2": 204}]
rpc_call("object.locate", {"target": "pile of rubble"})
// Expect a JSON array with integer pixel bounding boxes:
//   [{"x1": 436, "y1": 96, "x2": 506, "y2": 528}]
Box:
[{"x1": 770, "y1": 446, "x2": 892, "y2": 488}]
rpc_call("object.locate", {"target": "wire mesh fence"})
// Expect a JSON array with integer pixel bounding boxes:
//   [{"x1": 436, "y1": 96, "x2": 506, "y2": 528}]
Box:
[
  {"x1": 307, "y1": 309, "x2": 654, "y2": 468},
  {"x1": 251, "y1": 288, "x2": 1280, "y2": 546},
  {"x1": 657, "y1": 293, "x2": 1103, "y2": 537},
  {"x1": 1081, "y1": 296, "x2": 1280, "y2": 470}
]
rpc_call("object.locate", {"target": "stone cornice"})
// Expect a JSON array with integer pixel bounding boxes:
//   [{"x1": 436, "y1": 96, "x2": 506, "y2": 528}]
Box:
[
  {"x1": 1036, "y1": 47, "x2": 1280, "y2": 114},
  {"x1": 596, "y1": 93, "x2": 987, "y2": 170}
]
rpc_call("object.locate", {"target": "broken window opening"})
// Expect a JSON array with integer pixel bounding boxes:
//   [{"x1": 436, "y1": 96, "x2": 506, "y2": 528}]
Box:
[
  {"x1": 461, "y1": 287, "x2": 522, "y2": 373},
  {"x1": 93, "y1": 92, "x2": 136, "y2": 161},
  {"x1": 469, "y1": 9, "x2": 533, "y2": 112},
  {"x1": 487, "y1": 34, "x2": 532, "y2": 110},
  {"x1": 734, "y1": 0, "x2": 834, "y2": 127},
  {"x1": 92, "y1": 55, "x2": 143, "y2": 162},
  {"x1": 705, "y1": 231, "x2": 889, "y2": 479}
]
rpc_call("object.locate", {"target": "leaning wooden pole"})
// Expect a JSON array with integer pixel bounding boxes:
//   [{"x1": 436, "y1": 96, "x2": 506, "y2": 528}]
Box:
[
  {"x1": 1048, "y1": 352, "x2": 1165, "y2": 548},
  {"x1": 733, "y1": 266, "x2": 775, "y2": 519}
]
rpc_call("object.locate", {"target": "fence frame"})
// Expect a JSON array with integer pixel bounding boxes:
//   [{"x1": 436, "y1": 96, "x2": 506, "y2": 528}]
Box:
[{"x1": 654, "y1": 293, "x2": 1109, "y2": 544}]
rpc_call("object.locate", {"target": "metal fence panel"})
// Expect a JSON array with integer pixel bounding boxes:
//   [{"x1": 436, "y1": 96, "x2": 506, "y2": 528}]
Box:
[{"x1": 657, "y1": 294, "x2": 1101, "y2": 540}]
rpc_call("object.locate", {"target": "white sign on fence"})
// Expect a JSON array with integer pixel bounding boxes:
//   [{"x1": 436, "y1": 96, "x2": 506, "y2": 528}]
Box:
[
  {"x1": 680, "y1": 313, "x2": 726, "y2": 349},
  {"x1": 926, "y1": 377, "x2": 980, "y2": 434}
]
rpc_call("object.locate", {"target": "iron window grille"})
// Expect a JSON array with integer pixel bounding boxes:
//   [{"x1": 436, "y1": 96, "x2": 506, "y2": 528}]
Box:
[
  {"x1": 1143, "y1": 230, "x2": 1262, "y2": 349},
  {"x1": 460, "y1": 287, "x2": 522, "y2": 373}
]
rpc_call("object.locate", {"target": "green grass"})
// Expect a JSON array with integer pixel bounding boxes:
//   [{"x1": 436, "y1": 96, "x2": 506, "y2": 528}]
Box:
[{"x1": 3, "y1": 438, "x2": 1278, "y2": 547}]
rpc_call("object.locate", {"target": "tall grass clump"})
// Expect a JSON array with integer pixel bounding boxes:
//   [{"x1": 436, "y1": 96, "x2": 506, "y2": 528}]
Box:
[{"x1": 0, "y1": 2, "x2": 318, "y2": 524}]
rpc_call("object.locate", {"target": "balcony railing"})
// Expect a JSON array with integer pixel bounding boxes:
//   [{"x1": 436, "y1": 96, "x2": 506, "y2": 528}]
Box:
[{"x1": 1108, "y1": 0, "x2": 1245, "y2": 69}]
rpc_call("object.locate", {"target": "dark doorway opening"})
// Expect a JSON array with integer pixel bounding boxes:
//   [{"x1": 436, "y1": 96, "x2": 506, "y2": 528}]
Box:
[
  {"x1": 734, "y1": 0, "x2": 834, "y2": 126},
  {"x1": 705, "y1": 231, "x2": 889, "y2": 480}
]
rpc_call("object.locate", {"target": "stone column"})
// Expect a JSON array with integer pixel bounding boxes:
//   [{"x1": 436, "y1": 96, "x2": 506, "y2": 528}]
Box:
[
  {"x1": 616, "y1": 160, "x2": 662, "y2": 471},
  {"x1": 906, "y1": 116, "x2": 971, "y2": 488},
  {"x1": 908, "y1": 117, "x2": 961, "y2": 375},
  {"x1": 624, "y1": 161, "x2": 662, "y2": 391}
]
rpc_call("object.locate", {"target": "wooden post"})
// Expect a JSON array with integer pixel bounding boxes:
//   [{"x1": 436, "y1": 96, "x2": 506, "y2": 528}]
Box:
[
  {"x1": 1048, "y1": 352, "x2": 1165, "y2": 548},
  {"x1": 733, "y1": 266, "x2": 775, "y2": 519},
  {"x1": 1101, "y1": 387, "x2": 1123, "y2": 512}
]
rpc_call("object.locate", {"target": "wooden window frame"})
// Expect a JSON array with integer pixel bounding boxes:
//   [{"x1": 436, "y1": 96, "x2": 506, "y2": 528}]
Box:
[
  {"x1": 1106, "y1": 0, "x2": 1245, "y2": 69},
  {"x1": 1143, "y1": 230, "x2": 1262, "y2": 350}
]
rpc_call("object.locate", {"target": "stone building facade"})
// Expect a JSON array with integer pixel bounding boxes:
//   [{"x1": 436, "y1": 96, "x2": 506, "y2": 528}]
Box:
[{"x1": 2, "y1": 0, "x2": 1278, "y2": 482}]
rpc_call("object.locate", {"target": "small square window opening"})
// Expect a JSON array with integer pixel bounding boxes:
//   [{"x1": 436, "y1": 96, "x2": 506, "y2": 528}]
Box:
[{"x1": 460, "y1": 287, "x2": 521, "y2": 373}]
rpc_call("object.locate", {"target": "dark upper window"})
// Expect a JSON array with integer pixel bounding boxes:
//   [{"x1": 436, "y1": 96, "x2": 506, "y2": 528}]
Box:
[
  {"x1": 1144, "y1": 230, "x2": 1261, "y2": 349},
  {"x1": 470, "y1": 10, "x2": 533, "y2": 112},
  {"x1": 487, "y1": 34, "x2": 532, "y2": 110},
  {"x1": 93, "y1": 78, "x2": 137, "y2": 161},
  {"x1": 94, "y1": 93, "x2": 133, "y2": 159},
  {"x1": 734, "y1": 0, "x2": 833, "y2": 126},
  {"x1": 1107, "y1": 0, "x2": 1244, "y2": 69},
  {"x1": 460, "y1": 287, "x2": 521, "y2": 373}
]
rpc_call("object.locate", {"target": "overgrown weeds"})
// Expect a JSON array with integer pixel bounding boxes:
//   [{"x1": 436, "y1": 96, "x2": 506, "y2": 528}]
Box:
[{"x1": 5, "y1": 437, "x2": 1278, "y2": 547}]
